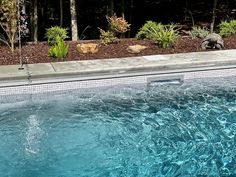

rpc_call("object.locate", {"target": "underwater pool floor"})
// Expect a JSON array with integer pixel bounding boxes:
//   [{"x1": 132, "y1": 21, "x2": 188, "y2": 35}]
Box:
[{"x1": 0, "y1": 76, "x2": 236, "y2": 176}]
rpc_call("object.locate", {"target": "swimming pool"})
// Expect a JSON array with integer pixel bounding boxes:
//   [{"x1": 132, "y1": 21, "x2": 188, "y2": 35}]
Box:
[{"x1": 0, "y1": 75, "x2": 236, "y2": 176}]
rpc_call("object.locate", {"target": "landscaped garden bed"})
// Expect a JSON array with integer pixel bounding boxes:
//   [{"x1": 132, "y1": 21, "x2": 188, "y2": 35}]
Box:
[
  {"x1": 1, "y1": 1, "x2": 236, "y2": 66},
  {"x1": 1, "y1": 36, "x2": 236, "y2": 66}
]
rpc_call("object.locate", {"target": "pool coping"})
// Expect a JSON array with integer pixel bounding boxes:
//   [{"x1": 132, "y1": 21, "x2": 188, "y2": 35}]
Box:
[{"x1": 0, "y1": 49, "x2": 236, "y2": 86}]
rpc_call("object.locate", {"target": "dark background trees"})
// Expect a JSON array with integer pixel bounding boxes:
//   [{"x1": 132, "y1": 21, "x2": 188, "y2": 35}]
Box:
[{"x1": 7, "y1": 0, "x2": 236, "y2": 41}]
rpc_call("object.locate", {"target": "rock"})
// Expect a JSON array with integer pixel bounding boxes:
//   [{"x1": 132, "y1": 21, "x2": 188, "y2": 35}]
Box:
[
  {"x1": 201, "y1": 33, "x2": 224, "y2": 50},
  {"x1": 76, "y1": 43, "x2": 99, "y2": 54},
  {"x1": 127, "y1": 45, "x2": 148, "y2": 54}
]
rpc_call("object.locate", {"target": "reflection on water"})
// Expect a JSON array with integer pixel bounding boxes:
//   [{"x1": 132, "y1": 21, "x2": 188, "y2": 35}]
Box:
[{"x1": 25, "y1": 115, "x2": 43, "y2": 155}]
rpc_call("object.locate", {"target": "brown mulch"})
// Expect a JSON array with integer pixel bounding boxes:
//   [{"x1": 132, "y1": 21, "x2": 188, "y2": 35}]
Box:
[{"x1": 1, "y1": 36, "x2": 236, "y2": 65}]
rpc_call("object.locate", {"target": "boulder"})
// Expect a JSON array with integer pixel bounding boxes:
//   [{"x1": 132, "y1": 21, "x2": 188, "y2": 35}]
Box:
[
  {"x1": 76, "y1": 43, "x2": 99, "y2": 54},
  {"x1": 201, "y1": 33, "x2": 224, "y2": 50},
  {"x1": 127, "y1": 45, "x2": 148, "y2": 54}
]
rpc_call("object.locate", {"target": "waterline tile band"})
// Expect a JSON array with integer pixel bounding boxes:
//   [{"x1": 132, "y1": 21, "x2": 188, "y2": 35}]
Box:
[{"x1": 0, "y1": 67, "x2": 236, "y2": 102}]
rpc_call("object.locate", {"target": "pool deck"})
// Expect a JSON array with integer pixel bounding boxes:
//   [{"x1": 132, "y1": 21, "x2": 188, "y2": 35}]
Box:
[{"x1": 1, "y1": 50, "x2": 236, "y2": 86}]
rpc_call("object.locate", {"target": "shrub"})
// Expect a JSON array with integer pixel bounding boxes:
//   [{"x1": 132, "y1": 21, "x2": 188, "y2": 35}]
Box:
[
  {"x1": 98, "y1": 15, "x2": 130, "y2": 45},
  {"x1": 219, "y1": 20, "x2": 236, "y2": 37},
  {"x1": 106, "y1": 15, "x2": 130, "y2": 34},
  {"x1": 45, "y1": 26, "x2": 68, "y2": 45},
  {"x1": 190, "y1": 26, "x2": 209, "y2": 39},
  {"x1": 98, "y1": 27, "x2": 117, "y2": 45},
  {"x1": 49, "y1": 37, "x2": 69, "y2": 59},
  {"x1": 136, "y1": 21, "x2": 179, "y2": 48},
  {"x1": 136, "y1": 21, "x2": 163, "y2": 39},
  {"x1": 149, "y1": 24, "x2": 179, "y2": 48},
  {"x1": 0, "y1": 0, "x2": 17, "y2": 52}
]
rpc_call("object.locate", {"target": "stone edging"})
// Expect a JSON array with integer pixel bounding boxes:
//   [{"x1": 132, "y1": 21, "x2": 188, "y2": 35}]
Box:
[{"x1": 0, "y1": 50, "x2": 236, "y2": 85}]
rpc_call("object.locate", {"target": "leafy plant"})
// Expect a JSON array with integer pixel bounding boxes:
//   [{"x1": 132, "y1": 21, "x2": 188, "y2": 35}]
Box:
[
  {"x1": 190, "y1": 26, "x2": 209, "y2": 39},
  {"x1": 49, "y1": 37, "x2": 69, "y2": 59},
  {"x1": 0, "y1": 0, "x2": 17, "y2": 52},
  {"x1": 45, "y1": 26, "x2": 68, "y2": 45},
  {"x1": 219, "y1": 20, "x2": 236, "y2": 37},
  {"x1": 149, "y1": 25, "x2": 179, "y2": 48},
  {"x1": 98, "y1": 15, "x2": 130, "y2": 45},
  {"x1": 106, "y1": 15, "x2": 130, "y2": 34},
  {"x1": 136, "y1": 21, "x2": 179, "y2": 48},
  {"x1": 136, "y1": 21, "x2": 163, "y2": 39},
  {"x1": 98, "y1": 27, "x2": 117, "y2": 45}
]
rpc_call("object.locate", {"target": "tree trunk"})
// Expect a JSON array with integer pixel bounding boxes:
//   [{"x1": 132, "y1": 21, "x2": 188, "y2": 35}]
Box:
[
  {"x1": 10, "y1": 36, "x2": 15, "y2": 53},
  {"x1": 121, "y1": 0, "x2": 125, "y2": 38},
  {"x1": 210, "y1": 0, "x2": 217, "y2": 33},
  {"x1": 127, "y1": 0, "x2": 133, "y2": 37},
  {"x1": 121, "y1": 0, "x2": 125, "y2": 18},
  {"x1": 70, "y1": 0, "x2": 78, "y2": 41},
  {"x1": 60, "y1": 0, "x2": 63, "y2": 26},
  {"x1": 32, "y1": 0, "x2": 38, "y2": 42}
]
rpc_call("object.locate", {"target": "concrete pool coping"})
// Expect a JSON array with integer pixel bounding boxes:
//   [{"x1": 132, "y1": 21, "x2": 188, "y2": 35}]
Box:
[{"x1": 0, "y1": 49, "x2": 236, "y2": 86}]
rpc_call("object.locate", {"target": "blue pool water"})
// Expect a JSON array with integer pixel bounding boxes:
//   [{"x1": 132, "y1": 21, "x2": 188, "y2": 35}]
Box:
[{"x1": 0, "y1": 77, "x2": 236, "y2": 177}]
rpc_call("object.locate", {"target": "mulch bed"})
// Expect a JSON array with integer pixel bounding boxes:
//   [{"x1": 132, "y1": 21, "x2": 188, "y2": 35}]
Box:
[{"x1": 1, "y1": 36, "x2": 236, "y2": 65}]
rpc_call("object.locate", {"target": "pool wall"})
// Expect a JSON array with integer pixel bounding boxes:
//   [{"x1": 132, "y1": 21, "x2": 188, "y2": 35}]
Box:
[{"x1": 1, "y1": 67, "x2": 236, "y2": 103}]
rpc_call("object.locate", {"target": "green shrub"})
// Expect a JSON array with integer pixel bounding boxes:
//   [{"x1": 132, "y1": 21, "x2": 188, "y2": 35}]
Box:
[
  {"x1": 136, "y1": 21, "x2": 178, "y2": 48},
  {"x1": 45, "y1": 26, "x2": 68, "y2": 45},
  {"x1": 49, "y1": 37, "x2": 69, "y2": 59},
  {"x1": 149, "y1": 24, "x2": 179, "y2": 48},
  {"x1": 98, "y1": 28, "x2": 117, "y2": 45},
  {"x1": 190, "y1": 26, "x2": 209, "y2": 39},
  {"x1": 136, "y1": 21, "x2": 163, "y2": 39},
  {"x1": 219, "y1": 20, "x2": 236, "y2": 37}
]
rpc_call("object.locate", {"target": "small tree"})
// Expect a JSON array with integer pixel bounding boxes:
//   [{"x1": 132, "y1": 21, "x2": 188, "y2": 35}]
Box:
[{"x1": 0, "y1": 0, "x2": 18, "y2": 52}]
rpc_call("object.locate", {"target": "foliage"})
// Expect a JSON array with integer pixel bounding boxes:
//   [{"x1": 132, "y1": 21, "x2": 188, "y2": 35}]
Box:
[
  {"x1": 149, "y1": 25, "x2": 179, "y2": 48},
  {"x1": 0, "y1": 0, "x2": 18, "y2": 52},
  {"x1": 106, "y1": 15, "x2": 130, "y2": 34},
  {"x1": 49, "y1": 36, "x2": 69, "y2": 59},
  {"x1": 19, "y1": 0, "x2": 29, "y2": 39},
  {"x1": 98, "y1": 27, "x2": 117, "y2": 45},
  {"x1": 98, "y1": 15, "x2": 128, "y2": 45},
  {"x1": 45, "y1": 26, "x2": 68, "y2": 45},
  {"x1": 190, "y1": 26, "x2": 209, "y2": 39},
  {"x1": 136, "y1": 21, "x2": 163, "y2": 39},
  {"x1": 219, "y1": 20, "x2": 236, "y2": 37},
  {"x1": 136, "y1": 21, "x2": 179, "y2": 48}
]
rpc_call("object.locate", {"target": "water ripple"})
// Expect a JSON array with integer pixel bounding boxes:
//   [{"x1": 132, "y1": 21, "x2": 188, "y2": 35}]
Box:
[{"x1": 0, "y1": 76, "x2": 236, "y2": 176}]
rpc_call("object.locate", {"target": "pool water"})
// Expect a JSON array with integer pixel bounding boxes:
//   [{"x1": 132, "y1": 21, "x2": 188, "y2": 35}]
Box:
[{"x1": 1, "y1": 77, "x2": 236, "y2": 177}]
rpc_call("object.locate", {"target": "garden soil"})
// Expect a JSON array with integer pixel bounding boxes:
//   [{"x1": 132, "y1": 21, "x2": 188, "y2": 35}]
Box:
[{"x1": 1, "y1": 36, "x2": 236, "y2": 65}]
